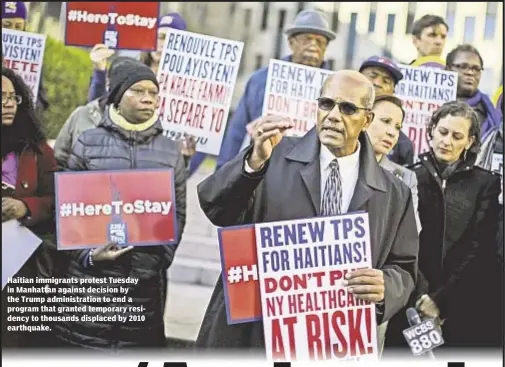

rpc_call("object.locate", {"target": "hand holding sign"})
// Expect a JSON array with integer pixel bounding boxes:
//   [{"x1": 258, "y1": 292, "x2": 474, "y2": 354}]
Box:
[
  {"x1": 344, "y1": 268, "x2": 385, "y2": 303},
  {"x1": 91, "y1": 242, "x2": 134, "y2": 262},
  {"x1": 247, "y1": 115, "x2": 294, "y2": 170},
  {"x1": 2, "y1": 198, "x2": 28, "y2": 222},
  {"x1": 90, "y1": 44, "x2": 114, "y2": 71}
]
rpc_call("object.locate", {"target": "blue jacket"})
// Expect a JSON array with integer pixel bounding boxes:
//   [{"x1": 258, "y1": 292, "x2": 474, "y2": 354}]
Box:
[
  {"x1": 87, "y1": 69, "x2": 106, "y2": 103},
  {"x1": 215, "y1": 55, "x2": 331, "y2": 170}
]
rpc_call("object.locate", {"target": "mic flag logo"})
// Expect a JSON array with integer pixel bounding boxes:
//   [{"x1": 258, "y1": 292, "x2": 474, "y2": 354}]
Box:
[{"x1": 402, "y1": 318, "x2": 444, "y2": 356}]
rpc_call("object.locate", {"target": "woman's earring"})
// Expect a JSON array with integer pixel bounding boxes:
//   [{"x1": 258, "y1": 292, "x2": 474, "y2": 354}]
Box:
[{"x1": 463, "y1": 149, "x2": 468, "y2": 161}]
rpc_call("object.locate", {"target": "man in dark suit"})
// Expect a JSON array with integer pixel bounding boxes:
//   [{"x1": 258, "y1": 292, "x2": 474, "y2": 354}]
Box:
[{"x1": 196, "y1": 70, "x2": 419, "y2": 350}]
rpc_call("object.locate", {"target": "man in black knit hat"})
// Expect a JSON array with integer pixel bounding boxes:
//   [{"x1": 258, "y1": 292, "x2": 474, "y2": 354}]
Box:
[{"x1": 52, "y1": 61, "x2": 187, "y2": 350}]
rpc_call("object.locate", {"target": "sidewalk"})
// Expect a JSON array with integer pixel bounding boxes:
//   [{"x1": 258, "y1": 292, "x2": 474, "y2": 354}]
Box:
[
  {"x1": 164, "y1": 281, "x2": 214, "y2": 341},
  {"x1": 164, "y1": 157, "x2": 218, "y2": 342}
]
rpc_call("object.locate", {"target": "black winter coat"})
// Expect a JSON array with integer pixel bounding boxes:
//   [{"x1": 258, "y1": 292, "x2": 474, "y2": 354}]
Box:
[
  {"x1": 386, "y1": 151, "x2": 502, "y2": 348},
  {"x1": 53, "y1": 113, "x2": 187, "y2": 349}
]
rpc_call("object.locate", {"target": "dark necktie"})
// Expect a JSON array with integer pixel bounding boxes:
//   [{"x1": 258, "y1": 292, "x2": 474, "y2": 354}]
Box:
[{"x1": 321, "y1": 159, "x2": 342, "y2": 216}]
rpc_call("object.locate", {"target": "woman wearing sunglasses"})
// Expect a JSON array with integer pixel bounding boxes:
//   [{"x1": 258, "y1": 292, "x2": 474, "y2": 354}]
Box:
[{"x1": 2, "y1": 67, "x2": 59, "y2": 347}]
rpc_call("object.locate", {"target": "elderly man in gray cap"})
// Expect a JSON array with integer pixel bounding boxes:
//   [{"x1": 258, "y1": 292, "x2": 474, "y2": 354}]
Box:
[{"x1": 214, "y1": 9, "x2": 336, "y2": 171}]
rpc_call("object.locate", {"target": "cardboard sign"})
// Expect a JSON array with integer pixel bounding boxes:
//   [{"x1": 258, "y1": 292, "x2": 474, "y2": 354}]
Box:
[
  {"x1": 256, "y1": 213, "x2": 377, "y2": 361},
  {"x1": 218, "y1": 225, "x2": 262, "y2": 324},
  {"x1": 2, "y1": 28, "x2": 46, "y2": 103},
  {"x1": 55, "y1": 169, "x2": 178, "y2": 250},
  {"x1": 218, "y1": 213, "x2": 378, "y2": 361},
  {"x1": 157, "y1": 28, "x2": 244, "y2": 155},
  {"x1": 64, "y1": 2, "x2": 160, "y2": 50},
  {"x1": 262, "y1": 59, "x2": 333, "y2": 138},
  {"x1": 395, "y1": 65, "x2": 458, "y2": 161}
]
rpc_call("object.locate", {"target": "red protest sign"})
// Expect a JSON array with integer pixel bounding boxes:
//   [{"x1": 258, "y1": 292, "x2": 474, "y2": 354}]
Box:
[
  {"x1": 218, "y1": 225, "x2": 262, "y2": 324},
  {"x1": 55, "y1": 169, "x2": 178, "y2": 250},
  {"x1": 64, "y1": 2, "x2": 160, "y2": 50}
]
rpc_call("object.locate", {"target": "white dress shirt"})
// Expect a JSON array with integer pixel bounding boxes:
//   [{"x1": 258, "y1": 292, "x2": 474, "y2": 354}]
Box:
[
  {"x1": 319, "y1": 142, "x2": 361, "y2": 214},
  {"x1": 245, "y1": 142, "x2": 361, "y2": 214}
]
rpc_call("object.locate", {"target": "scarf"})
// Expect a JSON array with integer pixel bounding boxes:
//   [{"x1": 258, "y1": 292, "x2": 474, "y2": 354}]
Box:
[
  {"x1": 109, "y1": 106, "x2": 158, "y2": 132},
  {"x1": 465, "y1": 90, "x2": 502, "y2": 141},
  {"x1": 2, "y1": 152, "x2": 18, "y2": 187}
]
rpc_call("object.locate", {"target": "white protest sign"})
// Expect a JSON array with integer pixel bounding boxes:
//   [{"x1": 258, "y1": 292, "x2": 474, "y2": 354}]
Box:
[
  {"x1": 2, "y1": 28, "x2": 46, "y2": 103},
  {"x1": 492, "y1": 153, "x2": 503, "y2": 174},
  {"x1": 255, "y1": 213, "x2": 378, "y2": 361},
  {"x1": 157, "y1": 28, "x2": 244, "y2": 155},
  {"x1": 2, "y1": 220, "x2": 42, "y2": 290},
  {"x1": 395, "y1": 65, "x2": 458, "y2": 161},
  {"x1": 262, "y1": 59, "x2": 333, "y2": 137}
]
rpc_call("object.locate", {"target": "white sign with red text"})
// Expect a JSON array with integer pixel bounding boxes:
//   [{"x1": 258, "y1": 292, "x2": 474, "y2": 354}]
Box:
[
  {"x1": 394, "y1": 65, "x2": 458, "y2": 161},
  {"x1": 255, "y1": 213, "x2": 378, "y2": 361},
  {"x1": 2, "y1": 28, "x2": 46, "y2": 103},
  {"x1": 262, "y1": 59, "x2": 334, "y2": 138},
  {"x1": 156, "y1": 28, "x2": 244, "y2": 155}
]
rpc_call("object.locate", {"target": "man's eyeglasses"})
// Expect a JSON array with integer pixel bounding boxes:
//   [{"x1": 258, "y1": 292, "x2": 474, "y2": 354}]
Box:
[
  {"x1": 2, "y1": 94, "x2": 22, "y2": 105},
  {"x1": 317, "y1": 97, "x2": 369, "y2": 115},
  {"x1": 450, "y1": 63, "x2": 483, "y2": 73}
]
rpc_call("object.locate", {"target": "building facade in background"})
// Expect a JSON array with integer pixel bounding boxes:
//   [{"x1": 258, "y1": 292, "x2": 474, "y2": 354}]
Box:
[{"x1": 24, "y1": 2, "x2": 503, "y2": 108}]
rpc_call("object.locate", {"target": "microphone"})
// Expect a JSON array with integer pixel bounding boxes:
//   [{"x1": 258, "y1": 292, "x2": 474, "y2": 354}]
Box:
[{"x1": 405, "y1": 307, "x2": 436, "y2": 359}]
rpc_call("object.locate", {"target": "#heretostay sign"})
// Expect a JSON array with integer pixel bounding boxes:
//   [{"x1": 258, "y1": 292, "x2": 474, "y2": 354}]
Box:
[{"x1": 55, "y1": 169, "x2": 178, "y2": 250}]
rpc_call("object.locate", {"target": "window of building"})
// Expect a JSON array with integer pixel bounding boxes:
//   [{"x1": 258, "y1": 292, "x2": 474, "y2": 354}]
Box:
[
  {"x1": 332, "y1": 3, "x2": 340, "y2": 33},
  {"x1": 484, "y1": 2, "x2": 497, "y2": 40},
  {"x1": 446, "y1": 3, "x2": 457, "y2": 37},
  {"x1": 368, "y1": 2, "x2": 377, "y2": 33},
  {"x1": 405, "y1": 2, "x2": 416, "y2": 34},
  {"x1": 229, "y1": 3, "x2": 237, "y2": 16},
  {"x1": 297, "y1": 2, "x2": 305, "y2": 15},
  {"x1": 387, "y1": 14, "x2": 396, "y2": 34},
  {"x1": 46, "y1": 2, "x2": 62, "y2": 18},
  {"x1": 274, "y1": 10, "x2": 287, "y2": 59},
  {"x1": 345, "y1": 13, "x2": 358, "y2": 68},
  {"x1": 463, "y1": 16, "x2": 476, "y2": 43},
  {"x1": 255, "y1": 54, "x2": 263, "y2": 70},
  {"x1": 244, "y1": 8, "x2": 252, "y2": 28},
  {"x1": 261, "y1": 3, "x2": 270, "y2": 31}
]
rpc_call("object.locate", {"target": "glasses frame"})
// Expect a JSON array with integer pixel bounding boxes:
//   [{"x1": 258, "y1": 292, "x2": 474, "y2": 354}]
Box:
[
  {"x1": 2, "y1": 94, "x2": 22, "y2": 106},
  {"x1": 317, "y1": 97, "x2": 371, "y2": 115}
]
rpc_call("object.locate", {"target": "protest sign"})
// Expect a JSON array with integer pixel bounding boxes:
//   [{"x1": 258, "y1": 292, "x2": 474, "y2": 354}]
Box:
[
  {"x1": 262, "y1": 59, "x2": 333, "y2": 138},
  {"x1": 2, "y1": 220, "x2": 42, "y2": 290},
  {"x1": 255, "y1": 213, "x2": 378, "y2": 361},
  {"x1": 65, "y1": 2, "x2": 160, "y2": 50},
  {"x1": 395, "y1": 65, "x2": 458, "y2": 160},
  {"x1": 157, "y1": 28, "x2": 244, "y2": 155},
  {"x1": 2, "y1": 28, "x2": 46, "y2": 103},
  {"x1": 218, "y1": 225, "x2": 262, "y2": 324},
  {"x1": 492, "y1": 153, "x2": 503, "y2": 175},
  {"x1": 55, "y1": 169, "x2": 178, "y2": 250}
]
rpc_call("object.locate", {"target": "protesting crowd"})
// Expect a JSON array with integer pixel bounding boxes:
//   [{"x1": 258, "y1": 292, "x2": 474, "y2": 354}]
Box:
[{"x1": 1, "y1": 1, "x2": 504, "y2": 360}]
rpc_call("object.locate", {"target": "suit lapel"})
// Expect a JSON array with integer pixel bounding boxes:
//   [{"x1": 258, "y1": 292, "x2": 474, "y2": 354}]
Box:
[
  {"x1": 348, "y1": 177, "x2": 373, "y2": 212},
  {"x1": 285, "y1": 129, "x2": 321, "y2": 215},
  {"x1": 300, "y1": 159, "x2": 321, "y2": 215}
]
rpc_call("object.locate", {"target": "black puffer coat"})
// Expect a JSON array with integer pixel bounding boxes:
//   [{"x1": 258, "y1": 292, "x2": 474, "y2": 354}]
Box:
[
  {"x1": 386, "y1": 151, "x2": 502, "y2": 348},
  {"x1": 53, "y1": 113, "x2": 186, "y2": 349}
]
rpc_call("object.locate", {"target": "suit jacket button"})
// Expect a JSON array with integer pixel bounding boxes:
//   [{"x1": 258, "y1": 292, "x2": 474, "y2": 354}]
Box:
[{"x1": 22, "y1": 181, "x2": 28, "y2": 189}]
